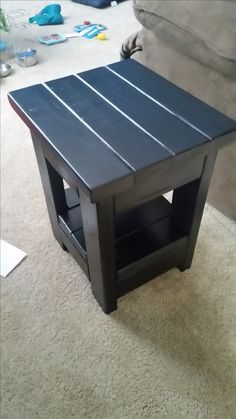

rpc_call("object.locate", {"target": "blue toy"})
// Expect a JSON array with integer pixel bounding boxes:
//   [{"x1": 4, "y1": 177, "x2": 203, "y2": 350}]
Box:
[
  {"x1": 72, "y1": 0, "x2": 125, "y2": 8},
  {"x1": 39, "y1": 33, "x2": 67, "y2": 45},
  {"x1": 29, "y1": 4, "x2": 63, "y2": 26},
  {"x1": 0, "y1": 40, "x2": 7, "y2": 51},
  {"x1": 74, "y1": 23, "x2": 107, "y2": 39}
]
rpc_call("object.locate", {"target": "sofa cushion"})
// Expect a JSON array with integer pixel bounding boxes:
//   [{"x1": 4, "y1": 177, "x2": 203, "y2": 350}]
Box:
[{"x1": 133, "y1": 0, "x2": 236, "y2": 78}]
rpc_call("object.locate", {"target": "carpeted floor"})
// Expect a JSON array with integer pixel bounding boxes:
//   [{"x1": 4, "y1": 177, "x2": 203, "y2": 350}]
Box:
[{"x1": 1, "y1": 1, "x2": 236, "y2": 418}]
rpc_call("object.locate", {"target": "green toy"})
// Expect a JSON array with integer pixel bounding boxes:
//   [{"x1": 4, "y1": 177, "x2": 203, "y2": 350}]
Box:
[{"x1": 0, "y1": 8, "x2": 10, "y2": 32}]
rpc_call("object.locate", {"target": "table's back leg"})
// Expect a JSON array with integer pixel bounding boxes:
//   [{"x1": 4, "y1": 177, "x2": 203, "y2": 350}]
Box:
[
  {"x1": 172, "y1": 151, "x2": 217, "y2": 271},
  {"x1": 31, "y1": 131, "x2": 67, "y2": 250},
  {"x1": 80, "y1": 190, "x2": 117, "y2": 313}
]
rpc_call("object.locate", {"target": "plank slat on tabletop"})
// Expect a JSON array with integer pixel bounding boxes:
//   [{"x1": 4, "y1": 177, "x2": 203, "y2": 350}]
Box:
[
  {"x1": 9, "y1": 85, "x2": 133, "y2": 191},
  {"x1": 46, "y1": 76, "x2": 171, "y2": 171},
  {"x1": 108, "y1": 60, "x2": 236, "y2": 139},
  {"x1": 79, "y1": 67, "x2": 209, "y2": 155}
]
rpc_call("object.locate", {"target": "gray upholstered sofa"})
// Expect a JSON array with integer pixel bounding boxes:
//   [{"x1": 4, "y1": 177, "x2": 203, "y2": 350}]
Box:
[{"x1": 121, "y1": 0, "x2": 236, "y2": 220}]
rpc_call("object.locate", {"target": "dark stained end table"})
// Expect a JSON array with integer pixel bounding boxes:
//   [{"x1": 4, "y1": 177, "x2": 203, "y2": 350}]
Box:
[{"x1": 8, "y1": 60, "x2": 236, "y2": 313}]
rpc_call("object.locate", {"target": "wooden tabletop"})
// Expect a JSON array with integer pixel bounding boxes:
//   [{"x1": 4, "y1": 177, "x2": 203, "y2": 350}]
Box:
[{"x1": 9, "y1": 59, "x2": 236, "y2": 198}]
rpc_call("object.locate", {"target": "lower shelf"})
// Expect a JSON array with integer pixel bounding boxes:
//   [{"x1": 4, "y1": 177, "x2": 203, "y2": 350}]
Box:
[
  {"x1": 116, "y1": 217, "x2": 187, "y2": 274},
  {"x1": 58, "y1": 188, "x2": 187, "y2": 283},
  {"x1": 117, "y1": 244, "x2": 186, "y2": 297}
]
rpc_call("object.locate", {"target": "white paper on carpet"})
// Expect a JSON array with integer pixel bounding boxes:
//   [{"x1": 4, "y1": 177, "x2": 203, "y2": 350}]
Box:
[{"x1": 0, "y1": 240, "x2": 27, "y2": 278}]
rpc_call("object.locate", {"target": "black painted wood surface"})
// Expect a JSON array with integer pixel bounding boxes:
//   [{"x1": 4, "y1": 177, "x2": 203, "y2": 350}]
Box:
[
  {"x1": 8, "y1": 59, "x2": 236, "y2": 202},
  {"x1": 8, "y1": 59, "x2": 236, "y2": 313},
  {"x1": 46, "y1": 76, "x2": 170, "y2": 170},
  {"x1": 108, "y1": 60, "x2": 236, "y2": 139},
  {"x1": 79, "y1": 67, "x2": 209, "y2": 154}
]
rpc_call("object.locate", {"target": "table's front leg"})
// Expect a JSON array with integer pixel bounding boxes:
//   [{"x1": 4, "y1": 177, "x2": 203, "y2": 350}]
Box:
[
  {"x1": 172, "y1": 151, "x2": 217, "y2": 271},
  {"x1": 31, "y1": 131, "x2": 67, "y2": 250},
  {"x1": 80, "y1": 190, "x2": 117, "y2": 313}
]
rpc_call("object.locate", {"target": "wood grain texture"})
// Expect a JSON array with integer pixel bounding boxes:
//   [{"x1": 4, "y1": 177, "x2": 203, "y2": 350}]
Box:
[
  {"x1": 65, "y1": 188, "x2": 80, "y2": 209},
  {"x1": 172, "y1": 151, "x2": 217, "y2": 270},
  {"x1": 117, "y1": 246, "x2": 186, "y2": 297},
  {"x1": 46, "y1": 76, "x2": 171, "y2": 170},
  {"x1": 116, "y1": 216, "x2": 186, "y2": 270},
  {"x1": 115, "y1": 152, "x2": 204, "y2": 213},
  {"x1": 9, "y1": 59, "x2": 236, "y2": 203},
  {"x1": 31, "y1": 131, "x2": 67, "y2": 250},
  {"x1": 109, "y1": 60, "x2": 236, "y2": 139},
  {"x1": 115, "y1": 195, "x2": 171, "y2": 240},
  {"x1": 80, "y1": 190, "x2": 117, "y2": 313},
  {"x1": 79, "y1": 67, "x2": 210, "y2": 154},
  {"x1": 8, "y1": 60, "x2": 236, "y2": 313},
  {"x1": 9, "y1": 86, "x2": 133, "y2": 191}
]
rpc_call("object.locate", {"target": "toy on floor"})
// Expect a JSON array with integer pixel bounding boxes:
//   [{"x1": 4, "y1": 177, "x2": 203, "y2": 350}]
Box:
[
  {"x1": 39, "y1": 33, "x2": 67, "y2": 45},
  {"x1": 38, "y1": 22, "x2": 108, "y2": 46},
  {"x1": 96, "y1": 32, "x2": 106, "y2": 40},
  {"x1": 74, "y1": 23, "x2": 107, "y2": 39},
  {"x1": 38, "y1": 32, "x2": 90, "y2": 45},
  {"x1": 29, "y1": 4, "x2": 63, "y2": 26},
  {"x1": 0, "y1": 8, "x2": 10, "y2": 32}
]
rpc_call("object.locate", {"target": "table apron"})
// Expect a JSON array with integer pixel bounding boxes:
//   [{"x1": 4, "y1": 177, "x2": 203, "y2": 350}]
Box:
[{"x1": 115, "y1": 153, "x2": 205, "y2": 213}]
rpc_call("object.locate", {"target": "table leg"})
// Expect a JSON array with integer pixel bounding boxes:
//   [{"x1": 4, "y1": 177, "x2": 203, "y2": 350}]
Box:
[
  {"x1": 80, "y1": 190, "x2": 117, "y2": 313},
  {"x1": 31, "y1": 131, "x2": 67, "y2": 250},
  {"x1": 172, "y1": 151, "x2": 217, "y2": 271}
]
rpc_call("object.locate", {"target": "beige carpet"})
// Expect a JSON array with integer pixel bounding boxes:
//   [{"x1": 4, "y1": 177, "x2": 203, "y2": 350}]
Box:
[{"x1": 1, "y1": 1, "x2": 236, "y2": 418}]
